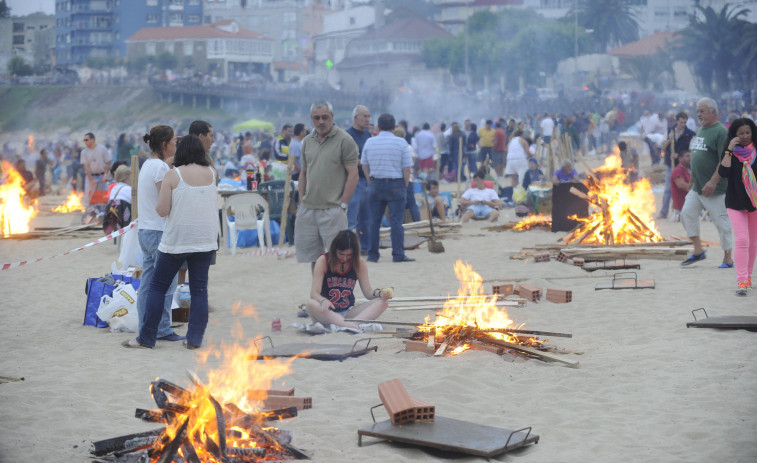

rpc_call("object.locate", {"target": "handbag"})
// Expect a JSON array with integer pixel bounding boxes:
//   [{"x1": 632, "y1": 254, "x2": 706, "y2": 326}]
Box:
[
  {"x1": 89, "y1": 179, "x2": 110, "y2": 204},
  {"x1": 84, "y1": 274, "x2": 141, "y2": 327}
]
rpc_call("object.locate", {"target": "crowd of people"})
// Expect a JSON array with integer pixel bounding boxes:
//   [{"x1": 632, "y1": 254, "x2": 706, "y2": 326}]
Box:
[{"x1": 3, "y1": 92, "x2": 757, "y2": 342}]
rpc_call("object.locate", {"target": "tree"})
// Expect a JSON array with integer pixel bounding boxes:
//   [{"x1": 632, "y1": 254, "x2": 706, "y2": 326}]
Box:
[
  {"x1": 7, "y1": 56, "x2": 33, "y2": 76},
  {"x1": 675, "y1": 4, "x2": 750, "y2": 93},
  {"x1": 0, "y1": 0, "x2": 11, "y2": 18},
  {"x1": 155, "y1": 51, "x2": 178, "y2": 71},
  {"x1": 568, "y1": 0, "x2": 640, "y2": 53},
  {"x1": 621, "y1": 51, "x2": 675, "y2": 91}
]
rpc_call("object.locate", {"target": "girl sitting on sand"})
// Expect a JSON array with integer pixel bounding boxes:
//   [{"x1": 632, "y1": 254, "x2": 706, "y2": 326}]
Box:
[{"x1": 306, "y1": 229, "x2": 391, "y2": 330}]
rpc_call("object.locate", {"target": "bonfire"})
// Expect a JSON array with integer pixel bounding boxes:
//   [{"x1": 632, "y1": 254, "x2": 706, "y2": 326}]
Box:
[
  {"x1": 416, "y1": 261, "x2": 545, "y2": 356},
  {"x1": 52, "y1": 191, "x2": 86, "y2": 213},
  {"x1": 1, "y1": 160, "x2": 38, "y2": 236}
]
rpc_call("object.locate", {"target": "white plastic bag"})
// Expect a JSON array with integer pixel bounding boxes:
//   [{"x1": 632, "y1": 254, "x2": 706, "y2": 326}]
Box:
[
  {"x1": 118, "y1": 226, "x2": 143, "y2": 269},
  {"x1": 96, "y1": 282, "x2": 139, "y2": 333}
]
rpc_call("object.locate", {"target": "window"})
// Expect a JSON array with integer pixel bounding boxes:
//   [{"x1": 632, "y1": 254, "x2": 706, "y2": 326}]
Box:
[
  {"x1": 146, "y1": 43, "x2": 156, "y2": 55},
  {"x1": 147, "y1": 0, "x2": 158, "y2": 5},
  {"x1": 349, "y1": 16, "x2": 355, "y2": 25},
  {"x1": 13, "y1": 23, "x2": 23, "y2": 33},
  {"x1": 673, "y1": 8, "x2": 687, "y2": 18},
  {"x1": 27, "y1": 25, "x2": 35, "y2": 30},
  {"x1": 284, "y1": 12, "x2": 296, "y2": 23},
  {"x1": 188, "y1": 0, "x2": 200, "y2": 5},
  {"x1": 146, "y1": 14, "x2": 158, "y2": 23},
  {"x1": 187, "y1": 15, "x2": 200, "y2": 23},
  {"x1": 90, "y1": 0, "x2": 108, "y2": 10},
  {"x1": 170, "y1": 0, "x2": 183, "y2": 5},
  {"x1": 13, "y1": 35, "x2": 24, "y2": 45},
  {"x1": 165, "y1": 42, "x2": 175, "y2": 53},
  {"x1": 169, "y1": 12, "x2": 183, "y2": 25},
  {"x1": 184, "y1": 41, "x2": 193, "y2": 55}
]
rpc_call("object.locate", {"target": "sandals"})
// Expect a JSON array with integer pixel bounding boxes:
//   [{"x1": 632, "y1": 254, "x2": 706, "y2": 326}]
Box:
[{"x1": 681, "y1": 253, "x2": 706, "y2": 266}]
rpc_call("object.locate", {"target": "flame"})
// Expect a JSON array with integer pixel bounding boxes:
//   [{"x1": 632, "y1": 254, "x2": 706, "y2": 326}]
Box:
[
  {"x1": 513, "y1": 214, "x2": 552, "y2": 231},
  {"x1": 152, "y1": 316, "x2": 297, "y2": 461},
  {"x1": 566, "y1": 155, "x2": 662, "y2": 245},
  {"x1": 1, "y1": 161, "x2": 38, "y2": 236},
  {"x1": 28, "y1": 135, "x2": 34, "y2": 151},
  {"x1": 419, "y1": 261, "x2": 537, "y2": 355},
  {"x1": 52, "y1": 191, "x2": 86, "y2": 213}
]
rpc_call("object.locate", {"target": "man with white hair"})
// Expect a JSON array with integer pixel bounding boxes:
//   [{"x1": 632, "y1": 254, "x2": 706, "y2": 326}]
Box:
[{"x1": 680, "y1": 97, "x2": 733, "y2": 267}]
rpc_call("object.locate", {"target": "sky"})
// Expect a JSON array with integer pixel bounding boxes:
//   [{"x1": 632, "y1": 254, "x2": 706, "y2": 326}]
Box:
[{"x1": 8, "y1": 0, "x2": 54, "y2": 16}]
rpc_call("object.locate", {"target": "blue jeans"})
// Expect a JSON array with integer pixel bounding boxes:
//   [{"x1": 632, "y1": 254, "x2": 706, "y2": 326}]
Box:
[
  {"x1": 347, "y1": 177, "x2": 370, "y2": 251},
  {"x1": 138, "y1": 250, "x2": 214, "y2": 347},
  {"x1": 137, "y1": 229, "x2": 176, "y2": 338},
  {"x1": 405, "y1": 182, "x2": 421, "y2": 223},
  {"x1": 368, "y1": 178, "x2": 406, "y2": 261},
  {"x1": 660, "y1": 164, "x2": 672, "y2": 217}
]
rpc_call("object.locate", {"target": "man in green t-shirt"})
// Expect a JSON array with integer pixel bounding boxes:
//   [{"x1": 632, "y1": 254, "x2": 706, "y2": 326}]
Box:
[{"x1": 680, "y1": 97, "x2": 733, "y2": 267}]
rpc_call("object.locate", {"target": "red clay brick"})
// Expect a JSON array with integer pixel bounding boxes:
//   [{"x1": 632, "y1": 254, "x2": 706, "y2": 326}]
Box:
[
  {"x1": 556, "y1": 251, "x2": 569, "y2": 263},
  {"x1": 534, "y1": 252, "x2": 551, "y2": 263},
  {"x1": 411, "y1": 397, "x2": 435, "y2": 422},
  {"x1": 492, "y1": 284, "x2": 514, "y2": 296},
  {"x1": 378, "y1": 378, "x2": 417, "y2": 425},
  {"x1": 572, "y1": 257, "x2": 585, "y2": 267},
  {"x1": 259, "y1": 396, "x2": 312, "y2": 410},
  {"x1": 405, "y1": 340, "x2": 436, "y2": 354},
  {"x1": 247, "y1": 387, "x2": 295, "y2": 400},
  {"x1": 516, "y1": 284, "x2": 542, "y2": 302},
  {"x1": 546, "y1": 288, "x2": 572, "y2": 303}
]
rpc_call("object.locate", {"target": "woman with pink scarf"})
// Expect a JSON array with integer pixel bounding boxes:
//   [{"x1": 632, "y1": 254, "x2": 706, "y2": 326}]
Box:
[{"x1": 719, "y1": 118, "x2": 757, "y2": 295}]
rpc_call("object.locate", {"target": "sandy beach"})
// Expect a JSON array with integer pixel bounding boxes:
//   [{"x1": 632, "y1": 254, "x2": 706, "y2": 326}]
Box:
[{"x1": 1, "y1": 188, "x2": 756, "y2": 463}]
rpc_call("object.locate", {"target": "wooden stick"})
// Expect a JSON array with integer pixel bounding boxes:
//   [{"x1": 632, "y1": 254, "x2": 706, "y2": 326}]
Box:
[
  {"x1": 356, "y1": 295, "x2": 504, "y2": 304},
  {"x1": 130, "y1": 154, "x2": 139, "y2": 220},
  {"x1": 473, "y1": 335, "x2": 579, "y2": 368},
  {"x1": 345, "y1": 319, "x2": 571, "y2": 338},
  {"x1": 434, "y1": 342, "x2": 449, "y2": 357},
  {"x1": 390, "y1": 301, "x2": 521, "y2": 311},
  {"x1": 278, "y1": 152, "x2": 295, "y2": 247}
]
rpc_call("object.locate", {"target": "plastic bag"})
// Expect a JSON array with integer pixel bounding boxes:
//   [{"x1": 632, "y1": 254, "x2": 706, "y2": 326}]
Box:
[
  {"x1": 96, "y1": 282, "x2": 139, "y2": 333},
  {"x1": 512, "y1": 185, "x2": 527, "y2": 204},
  {"x1": 118, "y1": 226, "x2": 142, "y2": 269}
]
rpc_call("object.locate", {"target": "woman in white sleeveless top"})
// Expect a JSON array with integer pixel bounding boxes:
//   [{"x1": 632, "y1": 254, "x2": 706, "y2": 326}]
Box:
[
  {"x1": 505, "y1": 129, "x2": 530, "y2": 188},
  {"x1": 124, "y1": 135, "x2": 218, "y2": 349}
]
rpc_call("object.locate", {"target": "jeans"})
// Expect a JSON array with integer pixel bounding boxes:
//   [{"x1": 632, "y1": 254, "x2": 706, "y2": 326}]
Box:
[
  {"x1": 405, "y1": 182, "x2": 421, "y2": 223},
  {"x1": 347, "y1": 177, "x2": 370, "y2": 251},
  {"x1": 659, "y1": 164, "x2": 672, "y2": 217},
  {"x1": 466, "y1": 152, "x2": 478, "y2": 177},
  {"x1": 138, "y1": 250, "x2": 214, "y2": 347},
  {"x1": 137, "y1": 229, "x2": 176, "y2": 338},
  {"x1": 368, "y1": 178, "x2": 406, "y2": 261}
]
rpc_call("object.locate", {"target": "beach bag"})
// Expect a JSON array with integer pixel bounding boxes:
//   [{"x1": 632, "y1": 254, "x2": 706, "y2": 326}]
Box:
[
  {"x1": 84, "y1": 274, "x2": 141, "y2": 327},
  {"x1": 96, "y1": 282, "x2": 139, "y2": 333},
  {"x1": 103, "y1": 185, "x2": 132, "y2": 234},
  {"x1": 89, "y1": 178, "x2": 110, "y2": 204}
]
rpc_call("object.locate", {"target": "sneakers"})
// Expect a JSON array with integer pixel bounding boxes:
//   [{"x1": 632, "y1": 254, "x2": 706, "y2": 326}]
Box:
[
  {"x1": 737, "y1": 281, "x2": 749, "y2": 296},
  {"x1": 719, "y1": 262, "x2": 734, "y2": 269},
  {"x1": 681, "y1": 252, "x2": 706, "y2": 266}
]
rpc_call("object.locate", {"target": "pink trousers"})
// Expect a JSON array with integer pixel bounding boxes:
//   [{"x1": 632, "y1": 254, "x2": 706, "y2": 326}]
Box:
[{"x1": 727, "y1": 208, "x2": 757, "y2": 284}]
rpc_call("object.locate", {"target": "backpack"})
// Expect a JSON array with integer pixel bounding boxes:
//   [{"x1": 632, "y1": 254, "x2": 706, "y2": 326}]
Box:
[{"x1": 103, "y1": 186, "x2": 132, "y2": 234}]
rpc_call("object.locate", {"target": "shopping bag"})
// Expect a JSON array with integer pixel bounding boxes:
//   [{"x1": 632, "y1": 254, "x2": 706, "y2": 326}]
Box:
[
  {"x1": 89, "y1": 179, "x2": 110, "y2": 204},
  {"x1": 96, "y1": 282, "x2": 139, "y2": 333},
  {"x1": 84, "y1": 274, "x2": 141, "y2": 327}
]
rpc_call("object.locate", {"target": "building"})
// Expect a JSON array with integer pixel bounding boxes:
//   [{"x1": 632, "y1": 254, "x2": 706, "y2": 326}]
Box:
[
  {"x1": 55, "y1": 0, "x2": 203, "y2": 67},
  {"x1": 203, "y1": 0, "x2": 329, "y2": 74},
  {"x1": 336, "y1": 7, "x2": 452, "y2": 92},
  {"x1": 126, "y1": 20, "x2": 273, "y2": 79},
  {"x1": 312, "y1": 4, "x2": 380, "y2": 85},
  {"x1": 434, "y1": 0, "x2": 522, "y2": 35},
  {"x1": 0, "y1": 13, "x2": 55, "y2": 71}
]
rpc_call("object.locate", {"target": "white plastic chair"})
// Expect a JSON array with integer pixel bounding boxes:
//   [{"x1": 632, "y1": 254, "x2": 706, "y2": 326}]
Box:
[{"x1": 223, "y1": 193, "x2": 271, "y2": 255}]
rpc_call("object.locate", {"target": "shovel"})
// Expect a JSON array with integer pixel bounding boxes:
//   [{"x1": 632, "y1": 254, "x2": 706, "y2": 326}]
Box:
[{"x1": 421, "y1": 181, "x2": 445, "y2": 253}]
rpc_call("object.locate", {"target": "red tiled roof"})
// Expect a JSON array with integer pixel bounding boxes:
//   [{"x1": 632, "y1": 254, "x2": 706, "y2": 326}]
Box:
[
  {"x1": 126, "y1": 22, "x2": 272, "y2": 42},
  {"x1": 609, "y1": 31, "x2": 676, "y2": 57},
  {"x1": 354, "y1": 16, "x2": 452, "y2": 42}
]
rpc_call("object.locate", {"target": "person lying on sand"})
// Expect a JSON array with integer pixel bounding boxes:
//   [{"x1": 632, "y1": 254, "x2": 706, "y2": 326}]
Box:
[{"x1": 306, "y1": 229, "x2": 391, "y2": 330}]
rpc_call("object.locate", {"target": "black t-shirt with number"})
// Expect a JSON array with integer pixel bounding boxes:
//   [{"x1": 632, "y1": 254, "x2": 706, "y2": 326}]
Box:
[{"x1": 320, "y1": 255, "x2": 357, "y2": 311}]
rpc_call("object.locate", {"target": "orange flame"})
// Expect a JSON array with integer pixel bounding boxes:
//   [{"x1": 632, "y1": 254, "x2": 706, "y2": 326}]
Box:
[
  {"x1": 52, "y1": 191, "x2": 86, "y2": 213},
  {"x1": 152, "y1": 314, "x2": 297, "y2": 461},
  {"x1": 513, "y1": 214, "x2": 552, "y2": 231},
  {"x1": 28, "y1": 135, "x2": 34, "y2": 151},
  {"x1": 567, "y1": 155, "x2": 662, "y2": 244},
  {"x1": 1, "y1": 161, "x2": 38, "y2": 236},
  {"x1": 419, "y1": 261, "x2": 535, "y2": 355}
]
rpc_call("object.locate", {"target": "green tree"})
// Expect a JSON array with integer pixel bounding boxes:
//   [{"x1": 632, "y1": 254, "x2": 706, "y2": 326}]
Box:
[
  {"x1": 155, "y1": 51, "x2": 178, "y2": 71},
  {"x1": 0, "y1": 0, "x2": 10, "y2": 18},
  {"x1": 7, "y1": 56, "x2": 33, "y2": 76},
  {"x1": 126, "y1": 55, "x2": 154, "y2": 74},
  {"x1": 675, "y1": 3, "x2": 750, "y2": 93},
  {"x1": 85, "y1": 55, "x2": 116, "y2": 70},
  {"x1": 568, "y1": 0, "x2": 640, "y2": 53},
  {"x1": 620, "y1": 51, "x2": 674, "y2": 90}
]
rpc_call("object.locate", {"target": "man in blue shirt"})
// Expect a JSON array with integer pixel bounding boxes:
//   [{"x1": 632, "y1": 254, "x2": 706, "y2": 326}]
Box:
[
  {"x1": 346, "y1": 105, "x2": 372, "y2": 253},
  {"x1": 361, "y1": 113, "x2": 415, "y2": 263}
]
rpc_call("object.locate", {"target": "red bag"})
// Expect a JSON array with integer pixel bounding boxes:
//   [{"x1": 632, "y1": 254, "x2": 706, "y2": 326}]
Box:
[{"x1": 89, "y1": 179, "x2": 110, "y2": 204}]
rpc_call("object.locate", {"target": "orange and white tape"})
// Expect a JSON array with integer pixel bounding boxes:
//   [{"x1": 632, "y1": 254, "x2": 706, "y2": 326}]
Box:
[{"x1": 1, "y1": 220, "x2": 138, "y2": 271}]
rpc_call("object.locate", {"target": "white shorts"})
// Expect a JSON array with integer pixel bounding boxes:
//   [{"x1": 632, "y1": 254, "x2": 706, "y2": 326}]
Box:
[
  {"x1": 680, "y1": 190, "x2": 733, "y2": 251},
  {"x1": 505, "y1": 157, "x2": 528, "y2": 176}
]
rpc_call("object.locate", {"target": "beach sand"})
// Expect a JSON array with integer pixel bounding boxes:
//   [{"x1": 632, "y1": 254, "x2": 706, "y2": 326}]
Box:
[{"x1": 1, "y1": 192, "x2": 756, "y2": 463}]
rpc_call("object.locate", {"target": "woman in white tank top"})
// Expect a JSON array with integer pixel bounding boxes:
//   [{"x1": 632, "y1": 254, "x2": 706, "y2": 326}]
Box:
[{"x1": 124, "y1": 135, "x2": 218, "y2": 349}]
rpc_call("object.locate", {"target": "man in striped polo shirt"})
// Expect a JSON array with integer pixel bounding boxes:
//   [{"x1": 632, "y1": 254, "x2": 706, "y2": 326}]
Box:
[{"x1": 361, "y1": 113, "x2": 415, "y2": 263}]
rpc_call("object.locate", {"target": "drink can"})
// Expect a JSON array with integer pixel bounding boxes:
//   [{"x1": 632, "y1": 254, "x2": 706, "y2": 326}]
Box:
[{"x1": 272, "y1": 317, "x2": 281, "y2": 332}]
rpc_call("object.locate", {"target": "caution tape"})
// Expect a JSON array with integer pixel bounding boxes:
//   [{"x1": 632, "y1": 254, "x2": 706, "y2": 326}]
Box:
[
  {"x1": 237, "y1": 247, "x2": 295, "y2": 259},
  {"x1": 1, "y1": 220, "x2": 138, "y2": 271}
]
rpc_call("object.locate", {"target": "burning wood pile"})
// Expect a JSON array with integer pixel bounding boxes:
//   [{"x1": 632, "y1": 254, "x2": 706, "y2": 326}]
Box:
[
  {"x1": 562, "y1": 156, "x2": 662, "y2": 245},
  {"x1": 92, "y1": 343, "x2": 308, "y2": 462},
  {"x1": 52, "y1": 191, "x2": 86, "y2": 213},
  {"x1": 1, "y1": 160, "x2": 38, "y2": 237},
  {"x1": 512, "y1": 214, "x2": 552, "y2": 231},
  {"x1": 402, "y1": 261, "x2": 578, "y2": 367}
]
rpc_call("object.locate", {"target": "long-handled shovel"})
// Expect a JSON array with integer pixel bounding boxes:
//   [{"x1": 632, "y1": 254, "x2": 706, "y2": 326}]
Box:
[{"x1": 421, "y1": 181, "x2": 445, "y2": 253}]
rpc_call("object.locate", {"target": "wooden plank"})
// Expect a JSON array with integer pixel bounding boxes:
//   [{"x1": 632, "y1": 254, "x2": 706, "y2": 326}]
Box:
[
  {"x1": 434, "y1": 342, "x2": 449, "y2": 357},
  {"x1": 278, "y1": 152, "x2": 295, "y2": 247},
  {"x1": 474, "y1": 336, "x2": 579, "y2": 368},
  {"x1": 390, "y1": 301, "x2": 521, "y2": 311}
]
